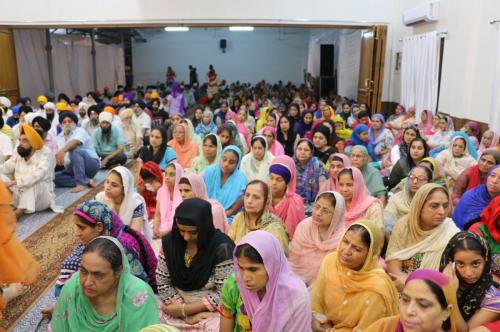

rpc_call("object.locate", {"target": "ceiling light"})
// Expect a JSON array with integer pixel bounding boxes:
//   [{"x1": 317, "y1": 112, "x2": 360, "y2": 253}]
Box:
[
  {"x1": 164, "y1": 27, "x2": 189, "y2": 32},
  {"x1": 229, "y1": 26, "x2": 254, "y2": 31}
]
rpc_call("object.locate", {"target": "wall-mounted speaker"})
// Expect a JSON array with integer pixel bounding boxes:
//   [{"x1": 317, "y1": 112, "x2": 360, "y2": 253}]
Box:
[{"x1": 220, "y1": 39, "x2": 227, "y2": 53}]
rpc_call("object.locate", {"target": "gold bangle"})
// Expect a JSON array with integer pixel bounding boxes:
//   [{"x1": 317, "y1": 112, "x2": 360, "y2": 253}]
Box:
[{"x1": 182, "y1": 303, "x2": 186, "y2": 318}]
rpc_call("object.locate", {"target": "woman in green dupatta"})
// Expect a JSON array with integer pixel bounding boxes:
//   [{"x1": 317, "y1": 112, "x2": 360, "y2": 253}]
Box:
[
  {"x1": 51, "y1": 236, "x2": 159, "y2": 331},
  {"x1": 349, "y1": 145, "x2": 387, "y2": 204}
]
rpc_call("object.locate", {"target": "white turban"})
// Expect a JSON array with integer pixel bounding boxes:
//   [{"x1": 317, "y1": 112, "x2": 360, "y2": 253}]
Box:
[
  {"x1": 0, "y1": 96, "x2": 11, "y2": 108},
  {"x1": 99, "y1": 111, "x2": 113, "y2": 124},
  {"x1": 44, "y1": 102, "x2": 56, "y2": 111}
]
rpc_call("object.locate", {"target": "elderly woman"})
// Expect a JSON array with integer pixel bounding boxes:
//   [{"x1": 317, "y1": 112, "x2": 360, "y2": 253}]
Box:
[
  {"x1": 156, "y1": 198, "x2": 234, "y2": 331},
  {"x1": 311, "y1": 124, "x2": 337, "y2": 164},
  {"x1": 349, "y1": 145, "x2": 387, "y2": 203},
  {"x1": 51, "y1": 237, "x2": 159, "y2": 331},
  {"x1": 289, "y1": 191, "x2": 345, "y2": 285},
  {"x1": 386, "y1": 183, "x2": 460, "y2": 291},
  {"x1": 369, "y1": 114, "x2": 394, "y2": 162},
  {"x1": 228, "y1": 180, "x2": 289, "y2": 255},
  {"x1": 240, "y1": 135, "x2": 274, "y2": 182},
  {"x1": 195, "y1": 108, "x2": 218, "y2": 138},
  {"x1": 384, "y1": 165, "x2": 433, "y2": 231},
  {"x1": 167, "y1": 123, "x2": 199, "y2": 169},
  {"x1": 310, "y1": 220, "x2": 399, "y2": 332},
  {"x1": 477, "y1": 130, "x2": 499, "y2": 156},
  {"x1": 452, "y1": 150, "x2": 500, "y2": 205},
  {"x1": 452, "y1": 165, "x2": 500, "y2": 230}
]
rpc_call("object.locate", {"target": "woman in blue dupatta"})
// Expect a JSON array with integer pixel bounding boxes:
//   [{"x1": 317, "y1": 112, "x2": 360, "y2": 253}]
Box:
[
  {"x1": 345, "y1": 124, "x2": 378, "y2": 161},
  {"x1": 51, "y1": 236, "x2": 159, "y2": 331},
  {"x1": 453, "y1": 164, "x2": 500, "y2": 230},
  {"x1": 195, "y1": 108, "x2": 217, "y2": 138},
  {"x1": 204, "y1": 145, "x2": 247, "y2": 223}
]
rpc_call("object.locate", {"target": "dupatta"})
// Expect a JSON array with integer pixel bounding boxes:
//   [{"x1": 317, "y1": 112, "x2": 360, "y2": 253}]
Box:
[
  {"x1": 167, "y1": 123, "x2": 199, "y2": 169},
  {"x1": 240, "y1": 135, "x2": 274, "y2": 182},
  {"x1": 157, "y1": 162, "x2": 184, "y2": 233},
  {"x1": 343, "y1": 167, "x2": 380, "y2": 226}
]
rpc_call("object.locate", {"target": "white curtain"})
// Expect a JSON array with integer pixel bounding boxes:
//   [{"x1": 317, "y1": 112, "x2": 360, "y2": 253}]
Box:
[
  {"x1": 337, "y1": 30, "x2": 362, "y2": 100},
  {"x1": 13, "y1": 29, "x2": 125, "y2": 99},
  {"x1": 401, "y1": 31, "x2": 439, "y2": 122},
  {"x1": 490, "y1": 24, "x2": 500, "y2": 133}
]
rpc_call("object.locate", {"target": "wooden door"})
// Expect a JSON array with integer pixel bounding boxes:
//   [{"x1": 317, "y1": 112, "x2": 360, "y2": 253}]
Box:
[
  {"x1": 0, "y1": 29, "x2": 20, "y2": 105},
  {"x1": 357, "y1": 25, "x2": 387, "y2": 114}
]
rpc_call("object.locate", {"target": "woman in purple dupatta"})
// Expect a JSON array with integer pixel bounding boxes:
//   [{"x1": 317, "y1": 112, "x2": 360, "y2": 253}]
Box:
[{"x1": 167, "y1": 81, "x2": 185, "y2": 116}]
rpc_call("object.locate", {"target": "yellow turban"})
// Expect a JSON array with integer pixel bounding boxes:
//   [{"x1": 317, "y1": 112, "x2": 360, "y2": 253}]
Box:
[
  {"x1": 151, "y1": 91, "x2": 160, "y2": 99},
  {"x1": 19, "y1": 124, "x2": 44, "y2": 151},
  {"x1": 37, "y1": 95, "x2": 48, "y2": 104},
  {"x1": 56, "y1": 102, "x2": 72, "y2": 112}
]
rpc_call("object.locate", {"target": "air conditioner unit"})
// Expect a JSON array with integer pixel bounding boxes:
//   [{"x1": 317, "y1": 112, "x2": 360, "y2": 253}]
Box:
[{"x1": 403, "y1": 1, "x2": 439, "y2": 26}]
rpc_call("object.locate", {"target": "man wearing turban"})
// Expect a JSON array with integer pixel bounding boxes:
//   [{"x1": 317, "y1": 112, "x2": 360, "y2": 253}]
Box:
[
  {"x1": 92, "y1": 111, "x2": 127, "y2": 168},
  {"x1": 54, "y1": 111, "x2": 100, "y2": 193},
  {"x1": 0, "y1": 124, "x2": 58, "y2": 218}
]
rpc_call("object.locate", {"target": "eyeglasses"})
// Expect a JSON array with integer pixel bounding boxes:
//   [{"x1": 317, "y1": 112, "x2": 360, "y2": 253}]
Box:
[
  {"x1": 408, "y1": 175, "x2": 428, "y2": 183},
  {"x1": 350, "y1": 154, "x2": 365, "y2": 159},
  {"x1": 313, "y1": 204, "x2": 334, "y2": 215}
]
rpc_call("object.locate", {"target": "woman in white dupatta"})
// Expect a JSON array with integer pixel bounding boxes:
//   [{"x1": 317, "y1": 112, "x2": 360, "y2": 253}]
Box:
[
  {"x1": 240, "y1": 135, "x2": 274, "y2": 182},
  {"x1": 386, "y1": 183, "x2": 459, "y2": 291}
]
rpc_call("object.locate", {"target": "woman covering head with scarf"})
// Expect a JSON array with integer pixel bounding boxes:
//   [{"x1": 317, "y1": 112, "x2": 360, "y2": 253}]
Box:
[
  {"x1": 228, "y1": 180, "x2": 289, "y2": 255},
  {"x1": 311, "y1": 123, "x2": 337, "y2": 164},
  {"x1": 166, "y1": 81, "x2": 185, "y2": 116},
  {"x1": 436, "y1": 132, "x2": 477, "y2": 190},
  {"x1": 167, "y1": 123, "x2": 199, "y2": 169},
  {"x1": 369, "y1": 113, "x2": 394, "y2": 161},
  {"x1": 240, "y1": 135, "x2": 274, "y2": 182},
  {"x1": 260, "y1": 125, "x2": 284, "y2": 157},
  {"x1": 439, "y1": 231, "x2": 497, "y2": 330},
  {"x1": 419, "y1": 109, "x2": 438, "y2": 137},
  {"x1": 294, "y1": 109, "x2": 314, "y2": 138},
  {"x1": 293, "y1": 139, "x2": 327, "y2": 213},
  {"x1": 345, "y1": 124, "x2": 378, "y2": 161},
  {"x1": 204, "y1": 145, "x2": 247, "y2": 223},
  {"x1": 452, "y1": 165, "x2": 500, "y2": 230},
  {"x1": 157, "y1": 198, "x2": 234, "y2": 331},
  {"x1": 427, "y1": 114, "x2": 455, "y2": 150},
  {"x1": 385, "y1": 103, "x2": 407, "y2": 139},
  {"x1": 386, "y1": 183, "x2": 460, "y2": 291},
  {"x1": 267, "y1": 155, "x2": 305, "y2": 238},
  {"x1": 195, "y1": 108, "x2": 218, "y2": 138},
  {"x1": 289, "y1": 191, "x2": 345, "y2": 285},
  {"x1": 365, "y1": 269, "x2": 459, "y2": 332},
  {"x1": 461, "y1": 120, "x2": 481, "y2": 149},
  {"x1": 219, "y1": 231, "x2": 311, "y2": 332},
  {"x1": 320, "y1": 153, "x2": 351, "y2": 192},
  {"x1": 138, "y1": 161, "x2": 164, "y2": 219},
  {"x1": 55, "y1": 200, "x2": 158, "y2": 297},
  {"x1": 333, "y1": 115, "x2": 352, "y2": 141},
  {"x1": 478, "y1": 130, "x2": 499, "y2": 156},
  {"x1": 349, "y1": 145, "x2": 387, "y2": 201},
  {"x1": 420, "y1": 156, "x2": 449, "y2": 188},
  {"x1": 189, "y1": 133, "x2": 222, "y2": 174},
  {"x1": 310, "y1": 219, "x2": 399, "y2": 331},
  {"x1": 96, "y1": 166, "x2": 152, "y2": 242},
  {"x1": 452, "y1": 149, "x2": 500, "y2": 205},
  {"x1": 178, "y1": 172, "x2": 229, "y2": 233}
]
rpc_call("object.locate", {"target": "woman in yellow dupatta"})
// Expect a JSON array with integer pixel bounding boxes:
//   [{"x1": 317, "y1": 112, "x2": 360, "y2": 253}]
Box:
[
  {"x1": 310, "y1": 219, "x2": 399, "y2": 332},
  {"x1": 333, "y1": 115, "x2": 352, "y2": 141}
]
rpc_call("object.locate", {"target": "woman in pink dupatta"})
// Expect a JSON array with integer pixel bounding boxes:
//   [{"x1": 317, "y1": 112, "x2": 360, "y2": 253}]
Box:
[
  {"x1": 268, "y1": 155, "x2": 305, "y2": 238},
  {"x1": 320, "y1": 153, "x2": 351, "y2": 192},
  {"x1": 260, "y1": 125, "x2": 285, "y2": 157},
  {"x1": 228, "y1": 111, "x2": 250, "y2": 148},
  {"x1": 179, "y1": 172, "x2": 229, "y2": 233},
  {"x1": 338, "y1": 167, "x2": 383, "y2": 228},
  {"x1": 152, "y1": 162, "x2": 184, "y2": 254},
  {"x1": 230, "y1": 231, "x2": 312, "y2": 331},
  {"x1": 478, "y1": 130, "x2": 499, "y2": 156},
  {"x1": 289, "y1": 191, "x2": 346, "y2": 286},
  {"x1": 419, "y1": 110, "x2": 437, "y2": 137}
]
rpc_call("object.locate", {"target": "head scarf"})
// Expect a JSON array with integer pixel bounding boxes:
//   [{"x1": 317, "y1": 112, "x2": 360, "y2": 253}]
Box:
[
  {"x1": 157, "y1": 162, "x2": 184, "y2": 232},
  {"x1": 162, "y1": 198, "x2": 234, "y2": 291},
  {"x1": 448, "y1": 131, "x2": 478, "y2": 160},
  {"x1": 348, "y1": 124, "x2": 377, "y2": 161},
  {"x1": 439, "y1": 231, "x2": 493, "y2": 320},
  {"x1": 467, "y1": 149, "x2": 500, "y2": 190},
  {"x1": 310, "y1": 219, "x2": 399, "y2": 329},
  {"x1": 398, "y1": 125, "x2": 421, "y2": 159},
  {"x1": 465, "y1": 121, "x2": 480, "y2": 138},
  {"x1": 58, "y1": 111, "x2": 78, "y2": 124},
  {"x1": 478, "y1": 130, "x2": 499, "y2": 156},
  {"x1": 195, "y1": 109, "x2": 217, "y2": 137},
  {"x1": 369, "y1": 113, "x2": 388, "y2": 142},
  {"x1": 19, "y1": 124, "x2": 44, "y2": 151},
  {"x1": 204, "y1": 145, "x2": 247, "y2": 212},
  {"x1": 189, "y1": 133, "x2": 222, "y2": 174},
  {"x1": 240, "y1": 135, "x2": 274, "y2": 182},
  {"x1": 268, "y1": 155, "x2": 305, "y2": 238},
  {"x1": 119, "y1": 108, "x2": 134, "y2": 120},
  {"x1": 419, "y1": 110, "x2": 435, "y2": 135},
  {"x1": 0, "y1": 96, "x2": 11, "y2": 108},
  {"x1": 260, "y1": 126, "x2": 285, "y2": 157},
  {"x1": 217, "y1": 123, "x2": 235, "y2": 148},
  {"x1": 340, "y1": 167, "x2": 379, "y2": 226},
  {"x1": 289, "y1": 191, "x2": 345, "y2": 284},
  {"x1": 396, "y1": 270, "x2": 459, "y2": 332},
  {"x1": 170, "y1": 81, "x2": 182, "y2": 98},
  {"x1": 51, "y1": 236, "x2": 160, "y2": 331},
  {"x1": 333, "y1": 115, "x2": 352, "y2": 141},
  {"x1": 294, "y1": 139, "x2": 327, "y2": 203},
  {"x1": 234, "y1": 231, "x2": 312, "y2": 331},
  {"x1": 420, "y1": 156, "x2": 449, "y2": 188},
  {"x1": 99, "y1": 111, "x2": 113, "y2": 124},
  {"x1": 452, "y1": 165, "x2": 500, "y2": 229},
  {"x1": 470, "y1": 195, "x2": 500, "y2": 243},
  {"x1": 228, "y1": 111, "x2": 250, "y2": 147},
  {"x1": 294, "y1": 109, "x2": 313, "y2": 137},
  {"x1": 387, "y1": 183, "x2": 460, "y2": 270},
  {"x1": 225, "y1": 121, "x2": 245, "y2": 154},
  {"x1": 320, "y1": 153, "x2": 351, "y2": 192},
  {"x1": 167, "y1": 123, "x2": 198, "y2": 169}
]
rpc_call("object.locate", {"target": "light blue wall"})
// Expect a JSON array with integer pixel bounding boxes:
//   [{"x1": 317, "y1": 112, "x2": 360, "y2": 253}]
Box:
[{"x1": 132, "y1": 28, "x2": 310, "y2": 86}]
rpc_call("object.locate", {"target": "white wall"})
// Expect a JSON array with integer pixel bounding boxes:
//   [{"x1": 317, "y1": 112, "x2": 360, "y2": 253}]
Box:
[{"x1": 132, "y1": 28, "x2": 310, "y2": 85}]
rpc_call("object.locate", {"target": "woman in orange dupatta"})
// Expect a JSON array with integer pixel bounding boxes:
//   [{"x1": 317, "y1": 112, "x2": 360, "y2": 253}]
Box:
[
  {"x1": 310, "y1": 219, "x2": 398, "y2": 332},
  {"x1": 0, "y1": 181, "x2": 40, "y2": 325},
  {"x1": 168, "y1": 123, "x2": 198, "y2": 168}
]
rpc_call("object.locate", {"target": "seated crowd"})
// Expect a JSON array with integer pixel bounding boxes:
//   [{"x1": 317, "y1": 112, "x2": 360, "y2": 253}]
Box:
[{"x1": 0, "y1": 76, "x2": 499, "y2": 332}]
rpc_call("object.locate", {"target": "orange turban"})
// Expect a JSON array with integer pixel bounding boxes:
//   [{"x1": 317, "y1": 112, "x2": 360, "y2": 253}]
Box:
[
  {"x1": 19, "y1": 124, "x2": 44, "y2": 151},
  {"x1": 151, "y1": 91, "x2": 160, "y2": 99},
  {"x1": 103, "y1": 106, "x2": 117, "y2": 116}
]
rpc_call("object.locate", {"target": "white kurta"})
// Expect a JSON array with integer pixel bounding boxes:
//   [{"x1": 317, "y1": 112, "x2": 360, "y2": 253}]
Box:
[{"x1": 0, "y1": 149, "x2": 57, "y2": 213}]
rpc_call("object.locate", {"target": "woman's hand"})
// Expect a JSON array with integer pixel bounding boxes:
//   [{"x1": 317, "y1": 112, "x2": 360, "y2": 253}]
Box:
[
  {"x1": 389, "y1": 272, "x2": 406, "y2": 292},
  {"x1": 163, "y1": 303, "x2": 184, "y2": 318},
  {"x1": 443, "y1": 262, "x2": 459, "y2": 290},
  {"x1": 312, "y1": 318, "x2": 326, "y2": 332},
  {"x1": 185, "y1": 312, "x2": 212, "y2": 325}
]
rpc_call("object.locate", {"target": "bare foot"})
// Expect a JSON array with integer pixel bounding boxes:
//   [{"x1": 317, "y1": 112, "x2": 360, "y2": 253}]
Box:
[
  {"x1": 87, "y1": 179, "x2": 96, "y2": 188},
  {"x1": 41, "y1": 304, "x2": 56, "y2": 319},
  {"x1": 2, "y1": 283, "x2": 28, "y2": 302},
  {"x1": 14, "y1": 208, "x2": 23, "y2": 219},
  {"x1": 70, "y1": 184, "x2": 87, "y2": 193}
]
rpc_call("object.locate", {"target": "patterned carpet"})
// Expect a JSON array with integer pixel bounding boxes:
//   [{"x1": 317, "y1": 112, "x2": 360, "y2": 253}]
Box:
[{"x1": 1, "y1": 183, "x2": 108, "y2": 331}]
